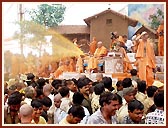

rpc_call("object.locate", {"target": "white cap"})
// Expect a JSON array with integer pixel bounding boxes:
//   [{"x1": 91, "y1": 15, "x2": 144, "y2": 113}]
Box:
[
  {"x1": 132, "y1": 35, "x2": 137, "y2": 41},
  {"x1": 135, "y1": 35, "x2": 141, "y2": 40},
  {"x1": 141, "y1": 31, "x2": 147, "y2": 36}
]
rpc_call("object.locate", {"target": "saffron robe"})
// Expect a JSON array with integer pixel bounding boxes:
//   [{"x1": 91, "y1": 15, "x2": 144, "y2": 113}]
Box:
[
  {"x1": 135, "y1": 39, "x2": 156, "y2": 86},
  {"x1": 157, "y1": 24, "x2": 164, "y2": 56}
]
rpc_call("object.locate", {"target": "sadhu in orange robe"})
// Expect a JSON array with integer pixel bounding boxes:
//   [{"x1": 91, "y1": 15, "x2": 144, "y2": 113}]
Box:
[
  {"x1": 157, "y1": 23, "x2": 164, "y2": 56},
  {"x1": 94, "y1": 45, "x2": 108, "y2": 58},
  {"x1": 69, "y1": 57, "x2": 76, "y2": 72},
  {"x1": 76, "y1": 56, "x2": 84, "y2": 73},
  {"x1": 87, "y1": 45, "x2": 107, "y2": 71},
  {"x1": 54, "y1": 61, "x2": 66, "y2": 78},
  {"x1": 135, "y1": 39, "x2": 156, "y2": 86},
  {"x1": 54, "y1": 60, "x2": 71, "y2": 78},
  {"x1": 89, "y1": 37, "x2": 97, "y2": 55}
]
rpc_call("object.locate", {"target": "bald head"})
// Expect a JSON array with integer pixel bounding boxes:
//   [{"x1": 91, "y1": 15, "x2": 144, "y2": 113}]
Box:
[
  {"x1": 96, "y1": 73, "x2": 103, "y2": 82},
  {"x1": 54, "y1": 93, "x2": 62, "y2": 101},
  {"x1": 19, "y1": 104, "x2": 33, "y2": 124},
  {"x1": 54, "y1": 93, "x2": 62, "y2": 108},
  {"x1": 97, "y1": 41, "x2": 102, "y2": 45},
  {"x1": 19, "y1": 104, "x2": 33, "y2": 116},
  {"x1": 97, "y1": 41, "x2": 103, "y2": 48},
  {"x1": 43, "y1": 84, "x2": 52, "y2": 96},
  {"x1": 43, "y1": 84, "x2": 52, "y2": 92}
]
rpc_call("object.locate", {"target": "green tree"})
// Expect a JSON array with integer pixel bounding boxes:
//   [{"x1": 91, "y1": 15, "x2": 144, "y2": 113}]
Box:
[
  {"x1": 148, "y1": 8, "x2": 164, "y2": 29},
  {"x1": 29, "y1": 4, "x2": 66, "y2": 27}
]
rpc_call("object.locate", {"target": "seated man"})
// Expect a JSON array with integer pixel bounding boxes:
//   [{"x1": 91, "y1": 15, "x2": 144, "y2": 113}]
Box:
[
  {"x1": 94, "y1": 41, "x2": 108, "y2": 58},
  {"x1": 87, "y1": 41, "x2": 107, "y2": 72}
]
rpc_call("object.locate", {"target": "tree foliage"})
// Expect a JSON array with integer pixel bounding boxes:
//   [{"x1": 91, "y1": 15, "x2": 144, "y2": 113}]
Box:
[
  {"x1": 13, "y1": 20, "x2": 50, "y2": 56},
  {"x1": 148, "y1": 8, "x2": 164, "y2": 29},
  {"x1": 29, "y1": 4, "x2": 66, "y2": 27}
]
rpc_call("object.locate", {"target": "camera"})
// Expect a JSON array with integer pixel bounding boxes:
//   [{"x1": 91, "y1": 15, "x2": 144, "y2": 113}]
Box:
[{"x1": 110, "y1": 32, "x2": 117, "y2": 39}]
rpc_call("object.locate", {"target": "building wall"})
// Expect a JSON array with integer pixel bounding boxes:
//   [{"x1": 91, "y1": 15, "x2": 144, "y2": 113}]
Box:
[
  {"x1": 63, "y1": 34, "x2": 90, "y2": 43},
  {"x1": 90, "y1": 11, "x2": 129, "y2": 49}
]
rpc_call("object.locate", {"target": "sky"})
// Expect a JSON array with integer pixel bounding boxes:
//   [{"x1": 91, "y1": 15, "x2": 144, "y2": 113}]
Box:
[{"x1": 60, "y1": 2, "x2": 128, "y2": 25}]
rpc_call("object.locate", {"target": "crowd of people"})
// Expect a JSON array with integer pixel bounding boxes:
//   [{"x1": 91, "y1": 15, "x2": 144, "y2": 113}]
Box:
[{"x1": 4, "y1": 70, "x2": 164, "y2": 125}]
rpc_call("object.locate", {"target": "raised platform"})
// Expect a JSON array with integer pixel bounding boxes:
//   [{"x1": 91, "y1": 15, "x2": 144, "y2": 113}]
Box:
[{"x1": 112, "y1": 73, "x2": 131, "y2": 80}]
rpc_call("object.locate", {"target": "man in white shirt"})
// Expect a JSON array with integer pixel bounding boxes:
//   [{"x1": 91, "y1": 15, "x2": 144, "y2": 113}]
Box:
[
  {"x1": 125, "y1": 40, "x2": 134, "y2": 53},
  {"x1": 53, "y1": 93, "x2": 67, "y2": 124}
]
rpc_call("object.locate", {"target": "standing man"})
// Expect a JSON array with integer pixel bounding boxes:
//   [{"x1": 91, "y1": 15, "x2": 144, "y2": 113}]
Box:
[
  {"x1": 59, "y1": 104, "x2": 85, "y2": 124},
  {"x1": 157, "y1": 20, "x2": 164, "y2": 56},
  {"x1": 89, "y1": 37, "x2": 97, "y2": 55},
  {"x1": 145, "y1": 91, "x2": 164, "y2": 124},
  {"x1": 135, "y1": 31, "x2": 156, "y2": 86},
  {"x1": 4, "y1": 91, "x2": 22, "y2": 124},
  {"x1": 73, "y1": 38, "x2": 83, "y2": 48},
  {"x1": 121, "y1": 99, "x2": 144, "y2": 124},
  {"x1": 87, "y1": 92, "x2": 119, "y2": 124},
  {"x1": 117, "y1": 86, "x2": 135, "y2": 123},
  {"x1": 77, "y1": 77, "x2": 93, "y2": 115}
]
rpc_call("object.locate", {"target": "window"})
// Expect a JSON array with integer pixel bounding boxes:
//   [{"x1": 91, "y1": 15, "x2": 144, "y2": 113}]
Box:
[{"x1": 106, "y1": 19, "x2": 112, "y2": 24}]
